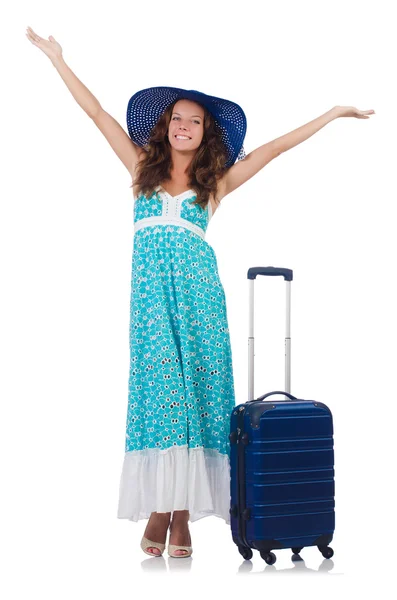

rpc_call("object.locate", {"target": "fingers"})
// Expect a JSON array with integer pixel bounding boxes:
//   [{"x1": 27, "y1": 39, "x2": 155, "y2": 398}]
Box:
[
  {"x1": 26, "y1": 26, "x2": 48, "y2": 46},
  {"x1": 356, "y1": 109, "x2": 375, "y2": 119},
  {"x1": 26, "y1": 26, "x2": 38, "y2": 40},
  {"x1": 26, "y1": 26, "x2": 41, "y2": 45}
]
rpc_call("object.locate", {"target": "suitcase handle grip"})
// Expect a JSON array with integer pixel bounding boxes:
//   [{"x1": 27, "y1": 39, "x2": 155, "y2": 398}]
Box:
[
  {"x1": 247, "y1": 391, "x2": 298, "y2": 403},
  {"x1": 247, "y1": 267, "x2": 293, "y2": 281}
]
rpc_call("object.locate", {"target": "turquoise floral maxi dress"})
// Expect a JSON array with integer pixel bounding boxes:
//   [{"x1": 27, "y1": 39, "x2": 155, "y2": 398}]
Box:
[{"x1": 117, "y1": 185, "x2": 235, "y2": 523}]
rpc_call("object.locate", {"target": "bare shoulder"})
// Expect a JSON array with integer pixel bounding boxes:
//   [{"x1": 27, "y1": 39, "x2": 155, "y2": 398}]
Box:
[
  {"x1": 130, "y1": 149, "x2": 147, "y2": 199},
  {"x1": 130, "y1": 146, "x2": 146, "y2": 177},
  {"x1": 210, "y1": 175, "x2": 228, "y2": 216},
  {"x1": 91, "y1": 108, "x2": 145, "y2": 176}
]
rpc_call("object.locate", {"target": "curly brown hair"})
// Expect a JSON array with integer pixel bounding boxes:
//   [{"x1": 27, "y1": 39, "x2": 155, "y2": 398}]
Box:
[{"x1": 130, "y1": 100, "x2": 229, "y2": 209}]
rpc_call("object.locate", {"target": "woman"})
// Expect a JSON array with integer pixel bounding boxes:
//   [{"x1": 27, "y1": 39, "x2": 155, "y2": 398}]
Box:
[{"x1": 26, "y1": 26, "x2": 375, "y2": 559}]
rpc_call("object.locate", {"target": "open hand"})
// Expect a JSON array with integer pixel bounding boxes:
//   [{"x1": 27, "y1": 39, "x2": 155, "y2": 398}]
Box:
[
  {"x1": 334, "y1": 106, "x2": 375, "y2": 119},
  {"x1": 25, "y1": 26, "x2": 63, "y2": 62}
]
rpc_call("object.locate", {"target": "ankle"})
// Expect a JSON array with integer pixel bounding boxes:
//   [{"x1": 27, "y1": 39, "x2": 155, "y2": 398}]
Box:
[{"x1": 171, "y1": 510, "x2": 189, "y2": 522}]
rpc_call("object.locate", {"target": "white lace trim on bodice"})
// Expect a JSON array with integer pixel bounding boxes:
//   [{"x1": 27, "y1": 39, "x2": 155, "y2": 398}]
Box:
[
  {"x1": 133, "y1": 186, "x2": 211, "y2": 239},
  {"x1": 134, "y1": 217, "x2": 206, "y2": 239}
]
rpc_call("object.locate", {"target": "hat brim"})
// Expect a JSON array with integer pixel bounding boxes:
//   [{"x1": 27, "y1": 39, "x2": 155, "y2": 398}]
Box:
[{"x1": 126, "y1": 86, "x2": 247, "y2": 168}]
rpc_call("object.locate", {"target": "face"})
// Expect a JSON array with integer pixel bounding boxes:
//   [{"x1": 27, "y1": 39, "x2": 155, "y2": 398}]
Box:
[{"x1": 167, "y1": 99, "x2": 205, "y2": 155}]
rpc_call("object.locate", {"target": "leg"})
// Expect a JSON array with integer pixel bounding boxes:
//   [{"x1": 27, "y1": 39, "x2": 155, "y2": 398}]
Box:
[
  {"x1": 142, "y1": 511, "x2": 171, "y2": 556},
  {"x1": 168, "y1": 509, "x2": 192, "y2": 557}
]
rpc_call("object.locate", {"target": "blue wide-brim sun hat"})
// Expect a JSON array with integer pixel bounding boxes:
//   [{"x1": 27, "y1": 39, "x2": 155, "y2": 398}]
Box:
[{"x1": 126, "y1": 86, "x2": 247, "y2": 168}]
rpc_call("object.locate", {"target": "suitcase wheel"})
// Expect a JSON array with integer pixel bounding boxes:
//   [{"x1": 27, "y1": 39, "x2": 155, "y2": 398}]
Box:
[
  {"x1": 292, "y1": 547, "x2": 303, "y2": 555},
  {"x1": 260, "y1": 551, "x2": 277, "y2": 565},
  {"x1": 238, "y1": 546, "x2": 253, "y2": 561},
  {"x1": 318, "y1": 546, "x2": 334, "y2": 559}
]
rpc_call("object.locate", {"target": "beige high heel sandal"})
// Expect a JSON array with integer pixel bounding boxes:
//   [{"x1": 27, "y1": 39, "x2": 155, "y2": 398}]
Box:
[
  {"x1": 167, "y1": 516, "x2": 192, "y2": 557},
  {"x1": 140, "y1": 536, "x2": 166, "y2": 557},
  {"x1": 167, "y1": 544, "x2": 193, "y2": 558}
]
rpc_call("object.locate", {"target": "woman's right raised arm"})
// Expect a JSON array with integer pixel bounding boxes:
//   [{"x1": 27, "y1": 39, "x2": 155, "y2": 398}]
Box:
[{"x1": 25, "y1": 27, "x2": 143, "y2": 177}]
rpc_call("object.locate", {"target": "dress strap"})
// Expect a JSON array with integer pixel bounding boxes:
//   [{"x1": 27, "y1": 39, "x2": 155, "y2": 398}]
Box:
[{"x1": 207, "y1": 198, "x2": 213, "y2": 222}]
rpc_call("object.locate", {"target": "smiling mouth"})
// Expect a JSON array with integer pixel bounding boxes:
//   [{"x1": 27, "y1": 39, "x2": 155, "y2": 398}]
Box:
[{"x1": 175, "y1": 135, "x2": 191, "y2": 140}]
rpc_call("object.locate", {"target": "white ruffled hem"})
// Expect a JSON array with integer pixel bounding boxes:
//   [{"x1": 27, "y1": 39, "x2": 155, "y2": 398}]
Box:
[{"x1": 117, "y1": 445, "x2": 231, "y2": 523}]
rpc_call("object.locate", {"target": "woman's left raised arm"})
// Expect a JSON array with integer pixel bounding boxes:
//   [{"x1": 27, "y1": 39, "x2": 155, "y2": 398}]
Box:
[
  {"x1": 221, "y1": 106, "x2": 375, "y2": 198},
  {"x1": 270, "y1": 105, "x2": 375, "y2": 155}
]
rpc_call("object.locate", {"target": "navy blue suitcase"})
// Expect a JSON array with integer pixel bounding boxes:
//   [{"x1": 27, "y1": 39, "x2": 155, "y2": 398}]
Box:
[{"x1": 229, "y1": 267, "x2": 335, "y2": 564}]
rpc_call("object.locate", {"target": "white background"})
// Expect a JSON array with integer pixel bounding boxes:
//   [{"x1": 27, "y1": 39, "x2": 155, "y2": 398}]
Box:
[{"x1": 1, "y1": 0, "x2": 395, "y2": 597}]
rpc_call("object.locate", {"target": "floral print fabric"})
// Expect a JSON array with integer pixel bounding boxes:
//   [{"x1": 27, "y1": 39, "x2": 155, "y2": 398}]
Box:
[{"x1": 124, "y1": 188, "x2": 236, "y2": 458}]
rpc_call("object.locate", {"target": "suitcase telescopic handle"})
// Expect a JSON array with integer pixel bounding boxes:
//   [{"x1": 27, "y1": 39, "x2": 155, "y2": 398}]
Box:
[
  {"x1": 247, "y1": 391, "x2": 298, "y2": 404},
  {"x1": 247, "y1": 267, "x2": 293, "y2": 281},
  {"x1": 247, "y1": 266, "x2": 293, "y2": 400}
]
